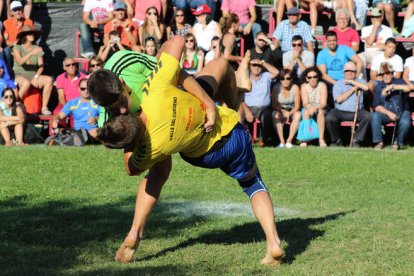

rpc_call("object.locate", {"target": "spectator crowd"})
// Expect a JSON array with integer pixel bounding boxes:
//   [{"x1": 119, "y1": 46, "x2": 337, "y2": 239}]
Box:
[{"x1": 0, "y1": 0, "x2": 414, "y2": 149}]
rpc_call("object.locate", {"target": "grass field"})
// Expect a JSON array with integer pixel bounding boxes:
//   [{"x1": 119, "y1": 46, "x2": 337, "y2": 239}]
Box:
[{"x1": 1, "y1": 145, "x2": 413, "y2": 275}]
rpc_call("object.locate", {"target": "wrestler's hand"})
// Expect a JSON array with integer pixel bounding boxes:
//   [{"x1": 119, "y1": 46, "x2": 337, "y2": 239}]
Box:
[{"x1": 204, "y1": 102, "x2": 217, "y2": 132}]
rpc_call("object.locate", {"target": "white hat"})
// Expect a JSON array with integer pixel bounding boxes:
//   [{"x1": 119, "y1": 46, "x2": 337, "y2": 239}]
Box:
[{"x1": 10, "y1": 1, "x2": 23, "y2": 11}]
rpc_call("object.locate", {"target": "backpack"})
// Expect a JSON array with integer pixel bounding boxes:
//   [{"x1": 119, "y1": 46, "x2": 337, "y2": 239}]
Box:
[{"x1": 45, "y1": 128, "x2": 89, "y2": 146}]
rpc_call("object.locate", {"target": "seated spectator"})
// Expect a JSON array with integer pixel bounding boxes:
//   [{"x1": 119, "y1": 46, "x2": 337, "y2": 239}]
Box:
[
  {"x1": 374, "y1": 0, "x2": 400, "y2": 34},
  {"x1": 204, "y1": 36, "x2": 221, "y2": 64},
  {"x1": 88, "y1": 57, "x2": 104, "y2": 75},
  {"x1": 144, "y1": 36, "x2": 158, "y2": 56},
  {"x1": 219, "y1": 13, "x2": 243, "y2": 67},
  {"x1": 317, "y1": 0, "x2": 364, "y2": 31},
  {"x1": 326, "y1": 62, "x2": 371, "y2": 147},
  {"x1": 131, "y1": 0, "x2": 167, "y2": 26},
  {"x1": 371, "y1": 62, "x2": 411, "y2": 150},
  {"x1": 251, "y1": 31, "x2": 282, "y2": 69},
  {"x1": 0, "y1": 58, "x2": 17, "y2": 95},
  {"x1": 272, "y1": 7, "x2": 314, "y2": 54},
  {"x1": 166, "y1": 8, "x2": 191, "y2": 39},
  {"x1": 192, "y1": 4, "x2": 222, "y2": 53},
  {"x1": 180, "y1": 33, "x2": 204, "y2": 75},
  {"x1": 221, "y1": 0, "x2": 261, "y2": 39},
  {"x1": 55, "y1": 57, "x2": 87, "y2": 114},
  {"x1": 283, "y1": 35, "x2": 314, "y2": 78},
  {"x1": 103, "y1": 1, "x2": 139, "y2": 53},
  {"x1": 3, "y1": 1, "x2": 34, "y2": 71},
  {"x1": 0, "y1": 87, "x2": 26, "y2": 146},
  {"x1": 271, "y1": 69, "x2": 301, "y2": 148},
  {"x1": 358, "y1": 8, "x2": 393, "y2": 78},
  {"x1": 52, "y1": 78, "x2": 100, "y2": 138},
  {"x1": 403, "y1": 48, "x2": 414, "y2": 90},
  {"x1": 317, "y1": 31, "x2": 362, "y2": 87},
  {"x1": 370, "y1": 38, "x2": 403, "y2": 83},
  {"x1": 12, "y1": 26, "x2": 53, "y2": 115},
  {"x1": 5, "y1": 0, "x2": 32, "y2": 19},
  {"x1": 173, "y1": 0, "x2": 219, "y2": 20},
  {"x1": 322, "y1": 9, "x2": 360, "y2": 52},
  {"x1": 299, "y1": 67, "x2": 328, "y2": 147},
  {"x1": 243, "y1": 58, "x2": 279, "y2": 146},
  {"x1": 138, "y1": 6, "x2": 165, "y2": 52},
  {"x1": 402, "y1": 1, "x2": 414, "y2": 36},
  {"x1": 80, "y1": 0, "x2": 114, "y2": 59},
  {"x1": 98, "y1": 30, "x2": 127, "y2": 61}
]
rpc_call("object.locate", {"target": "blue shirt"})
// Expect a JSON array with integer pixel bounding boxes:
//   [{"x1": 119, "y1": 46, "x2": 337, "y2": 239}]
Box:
[
  {"x1": 0, "y1": 58, "x2": 16, "y2": 92},
  {"x1": 245, "y1": 72, "x2": 274, "y2": 107},
  {"x1": 273, "y1": 20, "x2": 314, "y2": 52},
  {"x1": 373, "y1": 78, "x2": 410, "y2": 115},
  {"x1": 61, "y1": 97, "x2": 101, "y2": 131},
  {"x1": 333, "y1": 79, "x2": 366, "y2": 112},
  {"x1": 316, "y1": 45, "x2": 355, "y2": 81}
]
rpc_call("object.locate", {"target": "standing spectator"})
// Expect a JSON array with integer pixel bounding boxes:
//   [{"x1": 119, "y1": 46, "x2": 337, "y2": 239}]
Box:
[
  {"x1": 166, "y1": 8, "x2": 192, "y2": 39},
  {"x1": 3, "y1": 1, "x2": 34, "y2": 71},
  {"x1": 138, "y1": 6, "x2": 165, "y2": 52},
  {"x1": 326, "y1": 62, "x2": 371, "y2": 147},
  {"x1": 88, "y1": 56, "x2": 104, "y2": 75},
  {"x1": 103, "y1": 1, "x2": 139, "y2": 52},
  {"x1": 221, "y1": 0, "x2": 261, "y2": 39},
  {"x1": 371, "y1": 62, "x2": 411, "y2": 150},
  {"x1": 272, "y1": 7, "x2": 314, "y2": 54},
  {"x1": 243, "y1": 58, "x2": 279, "y2": 146},
  {"x1": 131, "y1": 0, "x2": 167, "y2": 26},
  {"x1": 204, "y1": 36, "x2": 221, "y2": 64},
  {"x1": 54, "y1": 58, "x2": 87, "y2": 114},
  {"x1": 271, "y1": 69, "x2": 301, "y2": 148},
  {"x1": 358, "y1": 8, "x2": 393, "y2": 77},
  {"x1": 219, "y1": 13, "x2": 243, "y2": 67},
  {"x1": 144, "y1": 36, "x2": 158, "y2": 56},
  {"x1": 370, "y1": 38, "x2": 403, "y2": 83},
  {"x1": 299, "y1": 67, "x2": 328, "y2": 147},
  {"x1": 250, "y1": 31, "x2": 282, "y2": 69},
  {"x1": 192, "y1": 4, "x2": 222, "y2": 53},
  {"x1": 374, "y1": 0, "x2": 400, "y2": 34},
  {"x1": 283, "y1": 35, "x2": 314, "y2": 78},
  {"x1": 12, "y1": 26, "x2": 53, "y2": 115},
  {"x1": 316, "y1": 31, "x2": 362, "y2": 87},
  {"x1": 80, "y1": 0, "x2": 114, "y2": 59},
  {"x1": 0, "y1": 87, "x2": 26, "y2": 146},
  {"x1": 52, "y1": 78, "x2": 101, "y2": 138},
  {"x1": 180, "y1": 33, "x2": 204, "y2": 75},
  {"x1": 322, "y1": 9, "x2": 360, "y2": 52}
]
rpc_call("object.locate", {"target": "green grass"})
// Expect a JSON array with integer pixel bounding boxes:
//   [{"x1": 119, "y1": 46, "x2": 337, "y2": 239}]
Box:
[{"x1": 1, "y1": 146, "x2": 413, "y2": 275}]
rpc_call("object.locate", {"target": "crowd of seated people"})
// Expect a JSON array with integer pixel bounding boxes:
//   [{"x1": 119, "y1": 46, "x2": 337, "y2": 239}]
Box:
[{"x1": 2, "y1": 0, "x2": 414, "y2": 149}]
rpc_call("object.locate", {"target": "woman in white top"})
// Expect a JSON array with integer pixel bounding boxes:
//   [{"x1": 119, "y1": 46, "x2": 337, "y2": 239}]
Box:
[
  {"x1": 300, "y1": 66, "x2": 328, "y2": 147},
  {"x1": 191, "y1": 4, "x2": 222, "y2": 52},
  {"x1": 403, "y1": 51, "x2": 414, "y2": 90}
]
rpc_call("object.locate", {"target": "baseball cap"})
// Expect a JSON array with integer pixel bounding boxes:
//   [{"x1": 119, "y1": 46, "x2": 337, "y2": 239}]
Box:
[
  {"x1": 343, "y1": 62, "x2": 357, "y2": 72},
  {"x1": 286, "y1": 7, "x2": 300, "y2": 15},
  {"x1": 192, "y1": 4, "x2": 211, "y2": 16},
  {"x1": 114, "y1": 1, "x2": 126, "y2": 10},
  {"x1": 10, "y1": 1, "x2": 23, "y2": 11},
  {"x1": 369, "y1": 7, "x2": 382, "y2": 17}
]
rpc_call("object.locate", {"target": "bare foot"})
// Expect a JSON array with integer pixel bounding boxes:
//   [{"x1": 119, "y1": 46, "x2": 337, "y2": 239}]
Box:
[
  {"x1": 5, "y1": 141, "x2": 13, "y2": 147},
  {"x1": 261, "y1": 244, "x2": 284, "y2": 265},
  {"x1": 115, "y1": 233, "x2": 139, "y2": 263},
  {"x1": 236, "y1": 50, "x2": 252, "y2": 93}
]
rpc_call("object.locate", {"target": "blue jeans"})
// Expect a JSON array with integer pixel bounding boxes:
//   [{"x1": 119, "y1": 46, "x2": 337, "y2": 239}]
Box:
[
  {"x1": 371, "y1": 110, "x2": 412, "y2": 146},
  {"x1": 79, "y1": 23, "x2": 104, "y2": 54}
]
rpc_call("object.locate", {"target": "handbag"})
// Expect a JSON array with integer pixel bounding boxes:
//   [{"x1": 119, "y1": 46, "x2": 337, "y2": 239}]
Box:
[{"x1": 297, "y1": 118, "x2": 320, "y2": 142}]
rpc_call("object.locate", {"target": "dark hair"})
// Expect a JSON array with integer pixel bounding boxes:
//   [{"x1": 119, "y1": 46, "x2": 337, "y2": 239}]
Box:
[
  {"x1": 255, "y1": 31, "x2": 266, "y2": 38},
  {"x1": 301, "y1": 66, "x2": 322, "y2": 84},
  {"x1": 292, "y1": 35, "x2": 303, "y2": 42},
  {"x1": 385, "y1": 37, "x2": 397, "y2": 45},
  {"x1": 97, "y1": 114, "x2": 142, "y2": 149},
  {"x1": 279, "y1": 69, "x2": 292, "y2": 80},
  {"x1": 79, "y1": 78, "x2": 88, "y2": 87},
  {"x1": 219, "y1": 13, "x2": 239, "y2": 34},
  {"x1": 109, "y1": 30, "x2": 121, "y2": 37},
  {"x1": 88, "y1": 56, "x2": 104, "y2": 72},
  {"x1": 144, "y1": 36, "x2": 158, "y2": 56},
  {"x1": 2, "y1": 87, "x2": 16, "y2": 105},
  {"x1": 143, "y1": 6, "x2": 160, "y2": 30},
  {"x1": 170, "y1": 8, "x2": 186, "y2": 35},
  {"x1": 325, "y1": 31, "x2": 337, "y2": 39},
  {"x1": 211, "y1": 35, "x2": 221, "y2": 42},
  {"x1": 87, "y1": 69, "x2": 126, "y2": 112}
]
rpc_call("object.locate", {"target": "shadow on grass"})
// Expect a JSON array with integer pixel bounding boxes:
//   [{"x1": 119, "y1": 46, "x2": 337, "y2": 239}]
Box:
[{"x1": 0, "y1": 195, "x2": 351, "y2": 273}]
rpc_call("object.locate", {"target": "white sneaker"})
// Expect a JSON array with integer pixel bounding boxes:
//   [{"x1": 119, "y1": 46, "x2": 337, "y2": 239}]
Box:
[
  {"x1": 81, "y1": 52, "x2": 95, "y2": 59},
  {"x1": 286, "y1": 143, "x2": 293, "y2": 149},
  {"x1": 277, "y1": 143, "x2": 285, "y2": 148}
]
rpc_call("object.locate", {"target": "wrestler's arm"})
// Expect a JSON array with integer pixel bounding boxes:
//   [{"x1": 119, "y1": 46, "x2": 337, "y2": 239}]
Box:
[
  {"x1": 178, "y1": 70, "x2": 216, "y2": 131},
  {"x1": 124, "y1": 148, "x2": 143, "y2": 176}
]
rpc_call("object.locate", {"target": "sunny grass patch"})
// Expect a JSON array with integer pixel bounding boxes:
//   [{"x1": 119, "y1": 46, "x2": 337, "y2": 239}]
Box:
[{"x1": 0, "y1": 146, "x2": 413, "y2": 274}]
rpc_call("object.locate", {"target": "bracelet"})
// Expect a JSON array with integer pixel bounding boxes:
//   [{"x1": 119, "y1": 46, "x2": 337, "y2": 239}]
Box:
[{"x1": 34, "y1": 74, "x2": 39, "y2": 78}]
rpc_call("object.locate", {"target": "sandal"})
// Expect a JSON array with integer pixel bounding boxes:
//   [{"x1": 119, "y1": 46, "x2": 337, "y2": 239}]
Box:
[
  {"x1": 391, "y1": 144, "x2": 399, "y2": 151},
  {"x1": 300, "y1": 142, "x2": 307, "y2": 147},
  {"x1": 319, "y1": 140, "x2": 327, "y2": 148},
  {"x1": 374, "y1": 142, "x2": 384, "y2": 150}
]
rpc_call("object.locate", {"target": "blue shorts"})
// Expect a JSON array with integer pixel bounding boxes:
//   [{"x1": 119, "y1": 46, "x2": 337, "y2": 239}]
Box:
[{"x1": 180, "y1": 123, "x2": 256, "y2": 180}]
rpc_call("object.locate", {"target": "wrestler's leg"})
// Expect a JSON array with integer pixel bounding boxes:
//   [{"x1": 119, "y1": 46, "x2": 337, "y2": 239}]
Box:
[
  {"x1": 156, "y1": 36, "x2": 185, "y2": 61},
  {"x1": 116, "y1": 156, "x2": 172, "y2": 263}
]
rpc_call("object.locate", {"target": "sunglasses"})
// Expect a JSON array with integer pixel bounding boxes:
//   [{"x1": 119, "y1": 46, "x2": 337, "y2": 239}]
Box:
[
  {"x1": 90, "y1": 63, "x2": 101, "y2": 68},
  {"x1": 344, "y1": 70, "x2": 356, "y2": 73},
  {"x1": 370, "y1": 15, "x2": 381, "y2": 18},
  {"x1": 176, "y1": 14, "x2": 184, "y2": 17},
  {"x1": 147, "y1": 12, "x2": 157, "y2": 15},
  {"x1": 186, "y1": 39, "x2": 194, "y2": 43},
  {"x1": 115, "y1": 9, "x2": 125, "y2": 11},
  {"x1": 3, "y1": 95, "x2": 14, "y2": 99},
  {"x1": 379, "y1": 71, "x2": 393, "y2": 76},
  {"x1": 79, "y1": 87, "x2": 87, "y2": 91},
  {"x1": 282, "y1": 77, "x2": 292, "y2": 81},
  {"x1": 251, "y1": 64, "x2": 262, "y2": 67},
  {"x1": 292, "y1": 43, "x2": 302, "y2": 47},
  {"x1": 12, "y1": 8, "x2": 23, "y2": 12},
  {"x1": 307, "y1": 75, "x2": 318, "y2": 79},
  {"x1": 65, "y1": 63, "x2": 76, "y2": 67},
  {"x1": 287, "y1": 14, "x2": 298, "y2": 16}
]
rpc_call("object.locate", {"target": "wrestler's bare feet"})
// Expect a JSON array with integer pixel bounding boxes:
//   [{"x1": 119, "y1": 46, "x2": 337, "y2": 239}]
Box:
[
  {"x1": 236, "y1": 50, "x2": 252, "y2": 93},
  {"x1": 261, "y1": 243, "x2": 284, "y2": 265},
  {"x1": 115, "y1": 232, "x2": 140, "y2": 263}
]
